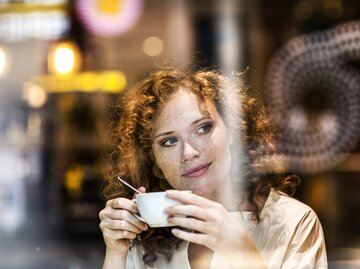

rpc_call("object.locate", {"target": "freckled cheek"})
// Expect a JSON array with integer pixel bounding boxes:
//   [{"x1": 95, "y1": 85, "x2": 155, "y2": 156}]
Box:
[
  {"x1": 154, "y1": 149, "x2": 181, "y2": 179},
  {"x1": 208, "y1": 134, "x2": 228, "y2": 152},
  {"x1": 211, "y1": 136, "x2": 232, "y2": 165},
  {"x1": 158, "y1": 159, "x2": 182, "y2": 189}
]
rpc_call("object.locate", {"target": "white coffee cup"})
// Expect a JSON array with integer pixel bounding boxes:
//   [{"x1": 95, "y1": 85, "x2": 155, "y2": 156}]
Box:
[{"x1": 135, "y1": 191, "x2": 189, "y2": 228}]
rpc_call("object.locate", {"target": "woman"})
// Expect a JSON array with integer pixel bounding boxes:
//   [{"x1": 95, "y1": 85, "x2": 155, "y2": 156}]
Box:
[{"x1": 99, "y1": 67, "x2": 327, "y2": 269}]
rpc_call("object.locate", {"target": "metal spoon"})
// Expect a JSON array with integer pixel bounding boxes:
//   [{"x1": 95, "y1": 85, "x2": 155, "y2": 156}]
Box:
[{"x1": 117, "y1": 176, "x2": 142, "y2": 194}]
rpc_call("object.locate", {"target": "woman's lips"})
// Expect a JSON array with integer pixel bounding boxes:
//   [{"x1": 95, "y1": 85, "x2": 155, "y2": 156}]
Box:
[{"x1": 182, "y1": 163, "x2": 212, "y2": 178}]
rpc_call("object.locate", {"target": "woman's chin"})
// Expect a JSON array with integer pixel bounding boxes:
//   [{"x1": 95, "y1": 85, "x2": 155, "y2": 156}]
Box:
[{"x1": 187, "y1": 184, "x2": 218, "y2": 198}]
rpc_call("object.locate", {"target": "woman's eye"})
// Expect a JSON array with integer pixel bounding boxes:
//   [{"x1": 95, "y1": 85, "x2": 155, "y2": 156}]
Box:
[
  {"x1": 160, "y1": 137, "x2": 178, "y2": 147},
  {"x1": 197, "y1": 123, "x2": 212, "y2": 134}
]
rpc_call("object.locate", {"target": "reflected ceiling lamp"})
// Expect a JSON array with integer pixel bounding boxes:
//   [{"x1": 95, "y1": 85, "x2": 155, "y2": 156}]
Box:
[
  {"x1": 265, "y1": 21, "x2": 360, "y2": 173},
  {"x1": 75, "y1": 0, "x2": 143, "y2": 37}
]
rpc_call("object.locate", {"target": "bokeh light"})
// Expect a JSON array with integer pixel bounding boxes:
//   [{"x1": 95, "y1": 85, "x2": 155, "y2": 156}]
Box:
[
  {"x1": 76, "y1": 0, "x2": 143, "y2": 37},
  {"x1": 32, "y1": 71, "x2": 127, "y2": 93},
  {"x1": 0, "y1": 45, "x2": 8, "y2": 77},
  {"x1": 22, "y1": 82, "x2": 47, "y2": 108},
  {"x1": 48, "y1": 41, "x2": 81, "y2": 75},
  {"x1": 142, "y1": 36, "x2": 164, "y2": 57}
]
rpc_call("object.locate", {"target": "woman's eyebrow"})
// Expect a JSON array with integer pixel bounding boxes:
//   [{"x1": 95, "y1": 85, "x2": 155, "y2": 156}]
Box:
[
  {"x1": 191, "y1": 116, "x2": 211, "y2": 126},
  {"x1": 153, "y1": 116, "x2": 212, "y2": 140},
  {"x1": 153, "y1": 131, "x2": 174, "y2": 140}
]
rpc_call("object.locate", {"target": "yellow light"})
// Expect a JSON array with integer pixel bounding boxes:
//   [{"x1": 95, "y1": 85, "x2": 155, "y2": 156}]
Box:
[
  {"x1": 101, "y1": 71, "x2": 127, "y2": 93},
  {"x1": 76, "y1": 72, "x2": 99, "y2": 92},
  {"x1": 55, "y1": 47, "x2": 75, "y2": 73},
  {"x1": 0, "y1": 46, "x2": 8, "y2": 77},
  {"x1": 97, "y1": 0, "x2": 122, "y2": 15},
  {"x1": 143, "y1": 36, "x2": 164, "y2": 57},
  {"x1": 65, "y1": 165, "x2": 84, "y2": 199},
  {"x1": 32, "y1": 71, "x2": 127, "y2": 93},
  {"x1": 48, "y1": 41, "x2": 81, "y2": 75}
]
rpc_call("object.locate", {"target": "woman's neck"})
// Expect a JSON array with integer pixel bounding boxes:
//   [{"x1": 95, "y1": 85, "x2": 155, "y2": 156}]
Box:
[{"x1": 205, "y1": 178, "x2": 243, "y2": 211}]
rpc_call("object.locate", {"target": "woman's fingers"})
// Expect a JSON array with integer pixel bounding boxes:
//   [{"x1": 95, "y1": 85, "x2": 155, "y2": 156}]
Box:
[
  {"x1": 138, "y1": 186, "x2": 146, "y2": 193},
  {"x1": 166, "y1": 190, "x2": 217, "y2": 208},
  {"x1": 168, "y1": 215, "x2": 210, "y2": 233},
  {"x1": 102, "y1": 227, "x2": 138, "y2": 240},
  {"x1": 164, "y1": 191, "x2": 226, "y2": 223},
  {"x1": 171, "y1": 228, "x2": 211, "y2": 247},
  {"x1": 132, "y1": 186, "x2": 146, "y2": 199},
  {"x1": 165, "y1": 204, "x2": 209, "y2": 221},
  {"x1": 100, "y1": 197, "x2": 148, "y2": 231},
  {"x1": 109, "y1": 197, "x2": 138, "y2": 213},
  {"x1": 101, "y1": 219, "x2": 143, "y2": 234}
]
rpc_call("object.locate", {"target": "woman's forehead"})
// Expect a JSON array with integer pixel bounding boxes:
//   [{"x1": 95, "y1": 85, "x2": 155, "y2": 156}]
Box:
[{"x1": 151, "y1": 89, "x2": 217, "y2": 134}]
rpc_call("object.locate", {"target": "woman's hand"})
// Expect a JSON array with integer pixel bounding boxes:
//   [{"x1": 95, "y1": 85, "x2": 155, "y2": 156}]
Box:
[
  {"x1": 164, "y1": 190, "x2": 267, "y2": 268},
  {"x1": 99, "y1": 187, "x2": 148, "y2": 256}
]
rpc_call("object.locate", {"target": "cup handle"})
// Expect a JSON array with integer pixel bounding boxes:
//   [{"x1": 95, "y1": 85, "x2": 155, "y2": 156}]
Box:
[
  {"x1": 133, "y1": 213, "x2": 146, "y2": 222},
  {"x1": 132, "y1": 198, "x2": 146, "y2": 223}
]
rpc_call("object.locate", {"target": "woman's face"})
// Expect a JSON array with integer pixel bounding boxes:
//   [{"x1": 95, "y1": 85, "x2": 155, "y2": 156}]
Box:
[{"x1": 151, "y1": 88, "x2": 232, "y2": 198}]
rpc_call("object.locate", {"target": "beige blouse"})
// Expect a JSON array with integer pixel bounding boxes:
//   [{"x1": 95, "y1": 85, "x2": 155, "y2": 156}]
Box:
[{"x1": 126, "y1": 189, "x2": 328, "y2": 269}]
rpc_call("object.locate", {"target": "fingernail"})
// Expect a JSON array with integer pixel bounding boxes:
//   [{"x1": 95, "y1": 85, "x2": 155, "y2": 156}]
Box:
[
  {"x1": 171, "y1": 228, "x2": 179, "y2": 236},
  {"x1": 164, "y1": 207, "x2": 169, "y2": 213}
]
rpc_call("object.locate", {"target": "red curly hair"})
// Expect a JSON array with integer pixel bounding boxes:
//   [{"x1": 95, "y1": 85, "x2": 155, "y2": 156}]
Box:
[{"x1": 103, "y1": 67, "x2": 300, "y2": 266}]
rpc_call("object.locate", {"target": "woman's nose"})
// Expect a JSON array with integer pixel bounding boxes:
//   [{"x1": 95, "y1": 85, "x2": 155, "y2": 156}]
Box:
[{"x1": 181, "y1": 142, "x2": 200, "y2": 163}]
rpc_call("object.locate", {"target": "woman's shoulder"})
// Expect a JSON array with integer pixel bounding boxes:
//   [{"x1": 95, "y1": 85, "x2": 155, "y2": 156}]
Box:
[{"x1": 258, "y1": 190, "x2": 327, "y2": 268}]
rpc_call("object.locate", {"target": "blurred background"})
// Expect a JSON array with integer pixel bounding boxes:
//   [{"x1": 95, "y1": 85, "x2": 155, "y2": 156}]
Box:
[{"x1": 0, "y1": 0, "x2": 359, "y2": 268}]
